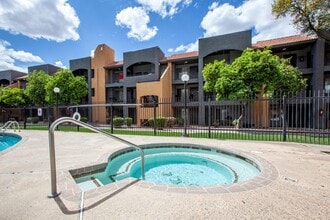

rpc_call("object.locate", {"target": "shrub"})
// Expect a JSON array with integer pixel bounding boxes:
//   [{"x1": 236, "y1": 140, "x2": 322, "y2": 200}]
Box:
[
  {"x1": 26, "y1": 117, "x2": 39, "y2": 124},
  {"x1": 124, "y1": 117, "x2": 132, "y2": 127},
  {"x1": 111, "y1": 117, "x2": 132, "y2": 127},
  {"x1": 165, "y1": 117, "x2": 176, "y2": 128},
  {"x1": 148, "y1": 117, "x2": 166, "y2": 130},
  {"x1": 80, "y1": 117, "x2": 88, "y2": 123},
  {"x1": 113, "y1": 117, "x2": 124, "y2": 127},
  {"x1": 175, "y1": 117, "x2": 184, "y2": 127}
]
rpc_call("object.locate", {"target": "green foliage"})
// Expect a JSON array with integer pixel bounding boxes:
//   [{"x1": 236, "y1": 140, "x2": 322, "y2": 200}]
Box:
[
  {"x1": 112, "y1": 117, "x2": 132, "y2": 127},
  {"x1": 113, "y1": 117, "x2": 125, "y2": 127},
  {"x1": 203, "y1": 48, "x2": 307, "y2": 100},
  {"x1": 25, "y1": 70, "x2": 50, "y2": 105},
  {"x1": 148, "y1": 117, "x2": 166, "y2": 129},
  {"x1": 0, "y1": 87, "x2": 26, "y2": 107},
  {"x1": 165, "y1": 117, "x2": 176, "y2": 128},
  {"x1": 124, "y1": 117, "x2": 132, "y2": 126},
  {"x1": 80, "y1": 117, "x2": 88, "y2": 123},
  {"x1": 272, "y1": 0, "x2": 330, "y2": 40},
  {"x1": 26, "y1": 117, "x2": 39, "y2": 124},
  {"x1": 45, "y1": 69, "x2": 88, "y2": 105},
  {"x1": 175, "y1": 117, "x2": 184, "y2": 126}
]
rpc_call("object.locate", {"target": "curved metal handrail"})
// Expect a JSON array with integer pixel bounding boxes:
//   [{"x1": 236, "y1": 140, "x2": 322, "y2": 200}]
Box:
[
  {"x1": 1, "y1": 120, "x2": 20, "y2": 132},
  {"x1": 48, "y1": 117, "x2": 145, "y2": 198}
]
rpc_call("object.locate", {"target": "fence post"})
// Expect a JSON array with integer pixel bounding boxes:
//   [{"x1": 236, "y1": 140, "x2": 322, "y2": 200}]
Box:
[
  {"x1": 153, "y1": 100, "x2": 157, "y2": 136},
  {"x1": 282, "y1": 95, "x2": 287, "y2": 142},
  {"x1": 23, "y1": 107, "x2": 27, "y2": 129},
  {"x1": 75, "y1": 107, "x2": 80, "y2": 132},
  {"x1": 1, "y1": 107, "x2": 5, "y2": 125},
  {"x1": 110, "y1": 105, "x2": 113, "y2": 134},
  {"x1": 208, "y1": 97, "x2": 211, "y2": 138}
]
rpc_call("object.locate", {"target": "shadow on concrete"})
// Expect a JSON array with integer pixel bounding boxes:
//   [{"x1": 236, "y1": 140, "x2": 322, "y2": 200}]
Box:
[{"x1": 53, "y1": 179, "x2": 141, "y2": 215}]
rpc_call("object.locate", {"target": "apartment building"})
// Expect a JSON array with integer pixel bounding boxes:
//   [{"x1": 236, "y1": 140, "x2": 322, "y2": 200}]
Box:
[{"x1": 70, "y1": 30, "x2": 329, "y2": 126}]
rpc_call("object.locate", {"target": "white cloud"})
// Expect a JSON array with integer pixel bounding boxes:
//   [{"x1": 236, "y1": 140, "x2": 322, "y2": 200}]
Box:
[
  {"x1": 168, "y1": 40, "x2": 198, "y2": 53},
  {"x1": 55, "y1": 61, "x2": 66, "y2": 69},
  {"x1": 137, "y1": 0, "x2": 192, "y2": 18},
  {"x1": 90, "y1": 50, "x2": 95, "y2": 58},
  {"x1": 0, "y1": 0, "x2": 80, "y2": 42},
  {"x1": 116, "y1": 0, "x2": 192, "y2": 41},
  {"x1": 170, "y1": 0, "x2": 299, "y2": 53},
  {"x1": 201, "y1": 0, "x2": 299, "y2": 42},
  {"x1": 0, "y1": 40, "x2": 43, "y2": 72},
  {"x1": 115, "y1": 7, "x2": 158, "y2": 41},
  {"x1": 201, "y1": 2, "x2": 252, "y2": 38}
]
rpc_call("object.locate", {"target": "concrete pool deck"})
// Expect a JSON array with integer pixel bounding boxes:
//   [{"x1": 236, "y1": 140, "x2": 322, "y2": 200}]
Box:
[{"x1": 0, "y1": 130, "x2": 329, "y2": 219}]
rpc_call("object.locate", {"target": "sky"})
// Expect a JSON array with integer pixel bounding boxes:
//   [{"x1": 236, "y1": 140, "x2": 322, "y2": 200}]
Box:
[{"x1": 0, "y1": 0, "x2": 300, "y2": 73}]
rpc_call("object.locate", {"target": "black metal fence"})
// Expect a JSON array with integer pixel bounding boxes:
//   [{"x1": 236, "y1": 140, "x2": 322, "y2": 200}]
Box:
[{"x1": 1, "y1": 91, "x2": 329, "y2": 145}]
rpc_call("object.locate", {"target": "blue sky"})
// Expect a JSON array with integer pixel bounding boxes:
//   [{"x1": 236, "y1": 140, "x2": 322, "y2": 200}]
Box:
[{"x1": 0, "y1": 0, "x2": 299, "y2": 72}]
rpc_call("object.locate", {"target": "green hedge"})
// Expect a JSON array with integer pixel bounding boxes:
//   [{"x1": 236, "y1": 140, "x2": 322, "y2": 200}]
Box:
[
  {"x1": 175, "y1": 117, "x2": 184, "y2": 127},
  {"x1": 124, "y1": 117, "x2": 132, "y2": 126},
  {"x1": 165, "y1": 117, "x2": 176, "y2": 128},
  {"x1": 148, "y1": 117, "x2": 166, "y2": 130},
  {"x1": 113, "y1": 117, "x2": 132, "y2": 127},
  {"x1": 80, "y1": 117, "x2": 88, "y2": 123}
]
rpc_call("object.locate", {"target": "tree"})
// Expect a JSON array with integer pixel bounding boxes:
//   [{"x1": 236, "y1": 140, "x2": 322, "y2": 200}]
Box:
[
  {"x1": 0, "y1": 87, "x2": 26, "y2": 107},
  {"x1": 45, "y1": 69, "x2": 88, "y2": 105},
  {"x1": 203, "y1": 48, "x2": 307, "y2": 128},
  {"x1": 272, "y1": 0, "x2": 330, "y2": 41},
  {"x1": 25, "y1": 70, "x2": 50, "y2": 106},
  {"x1": 203, "y1": 48, "x2": 307, "y2": 100}
]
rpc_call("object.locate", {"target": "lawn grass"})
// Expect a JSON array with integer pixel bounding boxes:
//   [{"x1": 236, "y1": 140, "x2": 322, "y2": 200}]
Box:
[{"x1": 19, "y1": 124, "x2": 330, "y2": 145}]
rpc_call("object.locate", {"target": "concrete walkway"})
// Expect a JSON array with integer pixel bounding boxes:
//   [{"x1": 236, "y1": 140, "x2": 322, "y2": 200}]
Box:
[{"x1": 0, "y1": 130, "x2": 329, "y2": 219}]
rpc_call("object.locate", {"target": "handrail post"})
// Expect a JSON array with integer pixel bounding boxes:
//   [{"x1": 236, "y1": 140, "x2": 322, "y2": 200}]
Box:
[
  {"x1": 208, "y1": 97, "x2": 211, "y2": 138},
  {"x1": 48, "y1": 126, "x2": 59, "y2": 198},
  {"x1": 48, "y1": 117, "x2": 145, "y2": 198}
]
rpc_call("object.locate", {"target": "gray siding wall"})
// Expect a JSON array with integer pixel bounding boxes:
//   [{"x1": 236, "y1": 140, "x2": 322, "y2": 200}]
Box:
[{"x1": 197, "y1": 30, "x2": 252, "y2": 124}]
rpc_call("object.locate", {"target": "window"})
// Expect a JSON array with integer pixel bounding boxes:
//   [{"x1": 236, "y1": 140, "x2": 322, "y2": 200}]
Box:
[
  {"x1": 174, "y1": 66, "x2": 189, "y2": 80},
  {"x1": 91, "y1": 88, "x2": 95, "y2": 97},
  {"x1": 189, "y1": 87, "x2": 198, "y2": 101},
  {"x1": 190, "y1": 66, "x2": 198, "y2": 79},
  {"x1": 307, "y1": 52, "x2": 312, "y2": 68},
  {"x1": 325, "y1": 76, "x2": 330, "y2": 92},
  {"x1": 110, "y1": 70, "x2": 123, "y2": 83},
  {"x1": 283, "y1": 54, "x2": 297, "y2": 67},
  {"x1": 127, "y1": 62, "x2": 154, "y2": 77},
  {"x1": 140, "y1": 95, "x2": 158, "y2": 107},
  {"x1": 91, "y1": 69, "x2": 94, "y2": 78}
]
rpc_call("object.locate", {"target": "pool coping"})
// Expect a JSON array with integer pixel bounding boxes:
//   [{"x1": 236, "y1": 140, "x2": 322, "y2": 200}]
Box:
[{"x1": 56, "y1": 143, "x2": 278, "y2": 209}]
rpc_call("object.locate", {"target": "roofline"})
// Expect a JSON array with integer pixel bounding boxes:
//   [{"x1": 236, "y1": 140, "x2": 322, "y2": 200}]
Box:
[
  {"x1": 102, "y1": 35, "x2": 321, "y2": 67},
  {"x1": 252, "y1": 35, "x2": 318, "y2": 49}
]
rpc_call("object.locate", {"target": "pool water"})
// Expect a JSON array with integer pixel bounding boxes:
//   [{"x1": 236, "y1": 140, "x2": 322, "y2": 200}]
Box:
[
  {"x1": 133, "y1": 155, "x2": 235, "y2": 186},
  {"x1": 75, "y1": 146, "x2": 260, "y2": 188},
  {"x1": 0, "y1": 134, "x2": 22, "y2": 151}
]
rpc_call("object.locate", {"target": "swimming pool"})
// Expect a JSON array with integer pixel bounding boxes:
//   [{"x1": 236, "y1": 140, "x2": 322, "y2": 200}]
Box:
[
  {"x1": 74, "y1": 144, "x2": 261, "y2": 189},
  {"x1": 0, "y1": 134, "x2": 22, "y2": 152}
]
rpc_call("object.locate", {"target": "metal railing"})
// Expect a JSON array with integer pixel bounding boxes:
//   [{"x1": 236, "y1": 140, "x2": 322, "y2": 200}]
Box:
[
  {"x1": 48, "y1": 116, "x2": 145, "y2": 198},
  {"x1": 1, "y1": 120, "x2": 20, "y2": 132},
  {"x1": 2, "y1": 91, "x2": 329, "y2": 145}
]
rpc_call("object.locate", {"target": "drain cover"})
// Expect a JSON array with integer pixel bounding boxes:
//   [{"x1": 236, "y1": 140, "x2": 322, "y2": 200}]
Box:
[{"x1": 283, "y1": 176, "x2": 297, "y2": 183}]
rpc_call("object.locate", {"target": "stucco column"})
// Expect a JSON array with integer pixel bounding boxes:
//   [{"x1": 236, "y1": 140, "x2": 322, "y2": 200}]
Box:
[{"x1": 312, "y1": 38, "x2": 325, "y2": 91}]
